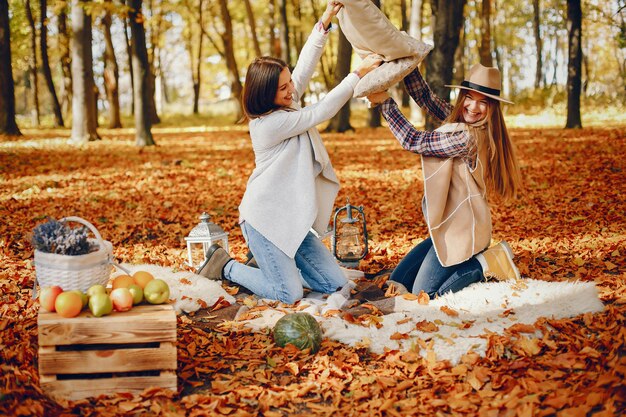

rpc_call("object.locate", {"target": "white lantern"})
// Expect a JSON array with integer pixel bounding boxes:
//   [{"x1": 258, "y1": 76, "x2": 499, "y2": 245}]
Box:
[{"x1": 185, "y1": 212, "x2": 229, "y2": 271}]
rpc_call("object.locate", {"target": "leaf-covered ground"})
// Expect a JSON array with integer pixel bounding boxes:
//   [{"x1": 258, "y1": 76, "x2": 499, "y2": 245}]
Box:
[{"x1": 1, "y1": 125, "x2": 624, "y2": 416}]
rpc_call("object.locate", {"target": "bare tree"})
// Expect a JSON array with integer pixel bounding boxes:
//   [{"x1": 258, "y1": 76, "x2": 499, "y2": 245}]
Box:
[
  {"x1": 69, "y1": 0, "x2": 99, "y2": 144},
  {"x1": 268, "y1": 0, "x2": 278, "y2": 56},
  {"x1": 208, "y1": 0, "x2": 243, "y2": 121},
  {"x1": 479, "y1": 0, "x2": 493, "y2": 66},
  {"x1": 122, "y1": 0, "x2": 135, "y2": 115},
  {"x1": 40, "y1": 0, "x2": 64, "y2": 126},
  {"x1": 532, "y1": 0, "x2": 543, "y2": 88},
  {"x1": 243, "y1": 0, "x2": 261, "y2": 57},
  {"x1": 409, "y1": 0, "x2": 424, "y2": 125},
  {"x1": 0, "y1": 0, "x2": 21, "y2": 135},
  {"x1": 102, "y1": 0, "x2": 122, "y2": 128},
  {"x1": 325, "y1": 27, "x2": 352, "y2": 132},
  {"x1": 565, "y1": 0, "x2": 582, "y2": 128},
  {"x1": 368, "y1": 0, "x2": 383, "y2": 128},
  {"x1": 24, "y1": 0, "x2": 40, "y2": 126},
  {"x1": 191, "y1": 0, "x2": 204, "y2": 114},
  {"x1": 130, "y1": 0, "x2": 155, "y2": 145},
  {"x1": 277, "y1": 0, "x2": 290, "y2": 66},
  {"x1": 57, "y1": 5, "x2": 72, "y2": 117},
  {"x1": 425, "y1": 0, "x2": 466, "y2": 129}
]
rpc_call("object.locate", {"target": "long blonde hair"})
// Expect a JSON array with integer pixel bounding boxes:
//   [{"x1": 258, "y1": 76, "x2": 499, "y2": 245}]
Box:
[{"x1": 445, "y1": 90, "x2": 521, "y2": 200}]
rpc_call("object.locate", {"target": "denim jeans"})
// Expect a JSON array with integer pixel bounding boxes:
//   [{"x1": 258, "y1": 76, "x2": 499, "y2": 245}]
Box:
[
  {"x1": 223, "y1": 221, "x2": 347, "y2": 304},
  {"x1": 390, "y1": 237, "x2": 483, "y2": 297}
]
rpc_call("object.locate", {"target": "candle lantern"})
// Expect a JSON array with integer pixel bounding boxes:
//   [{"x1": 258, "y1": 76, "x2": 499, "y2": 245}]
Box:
[
  {"x1": 332, "y1": 198, "x2": 368, "y2": 268},
  {"x1": 185, "y1": 212, "x2": 229, "y2": 271}
]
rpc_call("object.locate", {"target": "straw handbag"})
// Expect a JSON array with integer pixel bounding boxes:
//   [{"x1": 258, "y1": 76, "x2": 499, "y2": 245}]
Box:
[{"x1": 33, "y1": 217, "x2": 114, "y2": 295}]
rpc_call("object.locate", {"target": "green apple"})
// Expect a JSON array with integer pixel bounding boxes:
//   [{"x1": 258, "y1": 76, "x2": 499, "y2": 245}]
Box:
[
  {"x1": 68, "y1": 290, "x2": 88, "y2": 308},
  {"x1": 143, "y1": 279, "x2": 170, "y2": 305},
  {"x1": 86, "y1": 284, "x2": 107, "y2": 298},
  {"x1": 128, "y1": 284, "x2": 144, "y2": 305},
  {"x1": 88, "y1": 293, "x2": 113, "y2": 317}
]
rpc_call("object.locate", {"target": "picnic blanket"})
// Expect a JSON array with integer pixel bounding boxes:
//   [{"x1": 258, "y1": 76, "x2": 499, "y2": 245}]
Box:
[{"x1": 115, "y1": 264, "x2": 604, "y2": 364}]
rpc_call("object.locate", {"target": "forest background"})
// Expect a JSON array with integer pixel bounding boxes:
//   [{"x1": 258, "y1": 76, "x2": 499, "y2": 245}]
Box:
[
  {"x1": 1, "y1": 0, "x2": 625, "y2": 416},
  {"x1": 1, "y1": 0, "x2": 625, "y2": 137}
]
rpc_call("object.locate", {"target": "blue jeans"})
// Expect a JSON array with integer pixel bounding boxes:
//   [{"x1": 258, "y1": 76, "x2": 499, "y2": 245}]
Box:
[
  {"x1": 390, "y1": 238, "x2": 483, "y2": 297},
  {"x1": 223, "y1": 222, "x2": 347, "y2": 304}
]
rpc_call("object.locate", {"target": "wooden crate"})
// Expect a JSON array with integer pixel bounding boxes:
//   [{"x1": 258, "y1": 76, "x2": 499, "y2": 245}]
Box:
[{"x1": 38, "y1": 304, "x2": 177, "y2": 401}]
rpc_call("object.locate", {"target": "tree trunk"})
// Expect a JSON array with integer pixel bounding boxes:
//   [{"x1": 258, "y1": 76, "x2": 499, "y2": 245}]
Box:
[
  {"x1": 479, "y1": 0, "x2": 493, "y2": 66},
  {"x1": 39, "y1": 0, "x2": 64, "y2": 126},
  {"x1": 192, "y1": 0, "x2": 204, "y2": 114},
  {"x1": 277, "y1": 0, "x2": 290, "y2": 66},
  {"x1": 565, "y1": 0, "x2": 582, "y2": 129},
  {"x1": 102, "y1": 2, "x2": 121, "y2": 128},
  {"x1": 400, "y1": 0, "x2": 410, "y2": 107},
  {"x1": 268, "y1": 0, "x2": 278, "y2": 56},
  {"x1": 123, "y1": 0, "x2": 135, "y2": 115},
  {"x1": 368, "y1": 0, "x2": 382, "y2": 127},
  {"x1": 308, "y1": 0, "x2": 332, "y2": 89},
  {"x1": 0, "y1": 0, "x2": 21, "y2": 135},
  {"x1": 58, "y1": 6, "x2": 72, "y2": 117},
  {"x1": 409, "y1": 0, "x2": 424, "y2": 125},
  {"x1": 325, "y1": 27, "x2": 352, "y2": 133},
  {"x1": 70, "y1": 0, "x2": 99, "y2": 144},
  {"x1": 243, "y1": 0, "x2": 261, "y2": 57},
  {"x1": 532, "y1": 0, "x2": 543, "y2": 88},
  {"x1": 129, "y1": 0, "x2": 154, "y2": 145},
  {"x1": 217, "y1": 0, "x2": 243, "y2": 121},
  {"x1": 24, "y1": 0, "x2": 40, "y2": 126},
  {"x1": 145, "y1": 0, "x2": 160, "y2": 124},
  {"x1": 425, "y1": 0, "x2": 466, "y2": 130}
]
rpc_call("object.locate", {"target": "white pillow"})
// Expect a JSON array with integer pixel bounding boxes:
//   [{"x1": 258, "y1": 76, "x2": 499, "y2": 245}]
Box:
[
  {"x1": 336, "y1": 0, "x2": 433, "y2": 97},
  {"x1": 353, "y1": 49, "x2": 432, "y2": 98},
  {"x1": 338, "y1": 0, "x2": 428, "y2": 61}
]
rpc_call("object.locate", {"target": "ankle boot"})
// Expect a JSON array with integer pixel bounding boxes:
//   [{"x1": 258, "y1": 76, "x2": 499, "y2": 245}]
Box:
[
  {"x1": 196, "y1": 244, "x2": 232, "y2": 280},
  {"x1": 476, "y1": 241, "x2": 521, "y2": 281}
]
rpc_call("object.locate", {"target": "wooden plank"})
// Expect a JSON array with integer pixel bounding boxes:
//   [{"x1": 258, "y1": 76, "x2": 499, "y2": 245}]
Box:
[
  {"x1": 38, "y1": 304, "x2": 176, "y2": 346},
  {"x1": 40, "y1": 372, "x2": 177, "y2": 401},
  {"x1": 39, "y1": 342, "x2": 176, "y2": 374}
]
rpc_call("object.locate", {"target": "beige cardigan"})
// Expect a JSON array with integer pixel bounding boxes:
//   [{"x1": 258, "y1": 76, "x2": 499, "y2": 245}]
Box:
[{"x1": 421, "y1": 123, "x2": 492, "y2": 266}]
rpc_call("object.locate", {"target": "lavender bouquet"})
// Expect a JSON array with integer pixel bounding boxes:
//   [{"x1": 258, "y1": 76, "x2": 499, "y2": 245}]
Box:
[{"x1": 31, "y1": 218, "x2": 96, "y2": 256}]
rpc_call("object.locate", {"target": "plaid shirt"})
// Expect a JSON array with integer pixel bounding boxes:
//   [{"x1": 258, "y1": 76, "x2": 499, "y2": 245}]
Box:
[{"x1": 381, "y1": 68, "x2": 475, "y2": 160}]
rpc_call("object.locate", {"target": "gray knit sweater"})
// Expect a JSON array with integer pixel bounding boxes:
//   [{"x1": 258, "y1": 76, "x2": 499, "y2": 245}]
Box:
[{"x1": 239, "y1": 26, "x2": 359, "y2": 258}]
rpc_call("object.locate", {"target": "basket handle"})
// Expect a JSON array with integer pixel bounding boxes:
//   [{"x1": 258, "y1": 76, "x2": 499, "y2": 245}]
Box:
[{"x1": 60, "y1": 216, "x2": 111, "y2": 256}]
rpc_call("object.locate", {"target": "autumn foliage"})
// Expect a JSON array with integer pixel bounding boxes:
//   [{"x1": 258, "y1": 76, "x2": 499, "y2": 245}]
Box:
[{"x1": 0, "y1": 125, "x2": 624, "y2": 416}]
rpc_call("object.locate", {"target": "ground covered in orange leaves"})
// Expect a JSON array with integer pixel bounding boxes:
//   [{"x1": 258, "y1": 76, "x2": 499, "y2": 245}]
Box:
[{"x1": 1, "y1": 125, "x2": 625, "y2": 416}]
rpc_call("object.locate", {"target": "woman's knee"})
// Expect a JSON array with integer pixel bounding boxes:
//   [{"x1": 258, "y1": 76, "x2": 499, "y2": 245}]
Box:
[{"x1": 276, "y1": 284, "x2": 304, "y2": 304}]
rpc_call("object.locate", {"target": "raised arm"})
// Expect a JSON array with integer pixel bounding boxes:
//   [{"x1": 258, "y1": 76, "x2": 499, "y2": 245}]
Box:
[
  {"x1": 291, "y1": 2, "x2": 343, "y2": 99},
  {"x1": 403, "y1": 68, "x2": 453, "y2": 122},
  {"x1": 251, "y1": 73, "x2": 360, "y2": 150},
  {"x1": 379, "y1": 98, "x2": 470, "y2": 158}
]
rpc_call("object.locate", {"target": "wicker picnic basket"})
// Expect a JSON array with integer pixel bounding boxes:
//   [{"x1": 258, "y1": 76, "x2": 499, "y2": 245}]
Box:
[{"x1": 33, "y1": 216, "x2": 113, "y2": 294}]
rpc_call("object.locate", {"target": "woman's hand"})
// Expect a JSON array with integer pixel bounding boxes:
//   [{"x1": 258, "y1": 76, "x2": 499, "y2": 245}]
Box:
[
  {"x1": 355, "y1": 54, "x2": 383, "y2": 78},
  {"x1": 321, "y1": 2, "x2": 343, "y2": 30},
  {"x1": 367, "y1": 91, "x2": 391, "y2": 106}
]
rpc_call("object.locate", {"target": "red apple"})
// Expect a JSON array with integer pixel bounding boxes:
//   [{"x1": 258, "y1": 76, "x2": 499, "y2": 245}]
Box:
[
  {"x1": 39, "y1": 286, "x2": 63, "y2": 312},
  {"x1": 110, "y1": 288, "x2": 133, "y2": 312},
  {"x1": 54, "y1": 292, "x2": 83, "y2": 318}
]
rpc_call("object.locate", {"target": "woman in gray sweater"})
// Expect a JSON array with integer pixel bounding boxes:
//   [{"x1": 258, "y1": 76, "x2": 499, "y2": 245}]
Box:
[{"x1": 198, "y1": 1, "x2": 380, "y2": 304}]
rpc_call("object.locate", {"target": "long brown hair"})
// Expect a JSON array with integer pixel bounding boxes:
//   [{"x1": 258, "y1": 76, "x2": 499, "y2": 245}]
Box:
[
  {"x1": 445, "y1": 90, "x2": 521, "y2": 200},
  {"x1": 241, "y1": 56, "x2": 288, "y2": 120}
]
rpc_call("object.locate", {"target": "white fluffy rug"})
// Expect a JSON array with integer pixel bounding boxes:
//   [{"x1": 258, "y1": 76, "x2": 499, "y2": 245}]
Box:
[
  {"x1": 113, "y1": 263, "x2": 236, "y2": 313},
  {"x1": 235, "y1": 278, "x2": 604, "y2": 364},
  {"x1": 115, "y1": 264, "x2": 604, "y2": 364}
]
